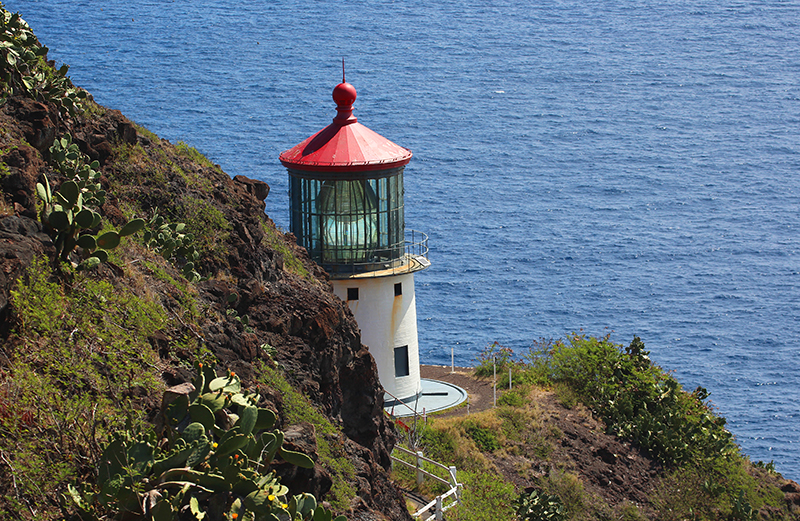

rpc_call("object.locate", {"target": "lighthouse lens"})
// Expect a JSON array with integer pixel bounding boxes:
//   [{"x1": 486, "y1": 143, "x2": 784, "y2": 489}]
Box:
[{"x1": 317, "y1": 179, "x2": 379, "y2": 263}]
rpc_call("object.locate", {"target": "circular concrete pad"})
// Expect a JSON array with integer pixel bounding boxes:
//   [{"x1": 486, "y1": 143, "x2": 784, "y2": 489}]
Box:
[{"x1": 384, "y1": 378, "x2": 468, "y2": 418}]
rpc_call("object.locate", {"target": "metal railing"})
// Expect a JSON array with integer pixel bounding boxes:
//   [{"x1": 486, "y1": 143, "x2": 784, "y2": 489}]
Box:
[
  {"x1": 325, "y1": 229, "x2": 429, "y2": 278},
  {"x1": 391, "y1": 446, "x2": 462, "y2": 521},
  {"x1": 405, "y1": 229, "x2": 429, "y2": 261}
]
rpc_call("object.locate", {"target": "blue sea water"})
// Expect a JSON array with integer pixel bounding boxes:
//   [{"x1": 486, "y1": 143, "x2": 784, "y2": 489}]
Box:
[{"x1": 6, "y1": 0, "x2": 799, "y2": 480}]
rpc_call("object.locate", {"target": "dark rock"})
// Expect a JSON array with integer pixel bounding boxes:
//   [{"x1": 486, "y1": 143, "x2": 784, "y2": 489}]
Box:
[
  {"x1": 596, "y1": 446, "x2": 618, "y2": 465},
  {"x1": 781, "y1": 480, "x2": 800, "y2": 507},
  {"x1": 117, "y1": 117, "x2": 137, "y2": 144},
  {"x1": 233, "y1": 175, "x2": 270, "y2": 201},
  {"x1": 274, "y1": 422, "x2": 334, "y2": 499},
  {"x1": 0, "y1": 217, "x2": 53, "y2": 315},
  {"x1": 4, "y1": 97, "x2": 58, "y2": 153},
  {"x1": 0, "y1": 145, "x2": 47, "y2": 216}
]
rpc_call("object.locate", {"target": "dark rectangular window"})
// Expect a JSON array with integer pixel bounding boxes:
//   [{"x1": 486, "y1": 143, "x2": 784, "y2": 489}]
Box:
[
  {"x1": 394, "y1": 345, "x2": 410, "y2": 377},
  {"x1": 394, "y1": 282, "x2": 402, "y2": 296},
  {"x1": 347, "y1": 287, "x2": 359, "y2": 301}
]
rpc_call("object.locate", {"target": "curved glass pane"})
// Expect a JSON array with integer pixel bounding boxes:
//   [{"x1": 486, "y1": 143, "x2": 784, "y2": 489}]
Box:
[
  {"x1": 289, "y1": 170, "x2": 405, "y2": 270},
  {"x1": 317, "y1": 180, "x2": 378, "y2": 263}
]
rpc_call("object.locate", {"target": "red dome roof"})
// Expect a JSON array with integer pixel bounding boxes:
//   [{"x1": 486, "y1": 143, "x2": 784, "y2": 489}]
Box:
[{"x1": 279, "y1": 82, "x2": 412, "y2": 173}]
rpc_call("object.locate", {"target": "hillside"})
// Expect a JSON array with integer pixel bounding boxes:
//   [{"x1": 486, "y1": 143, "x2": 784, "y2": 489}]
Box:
[
  {"x1": 0, "y1": 7, "x2": 408, "y2": 520},
  {"x1": 417, "y1": 363, "x2": 800, "y2": 520}
]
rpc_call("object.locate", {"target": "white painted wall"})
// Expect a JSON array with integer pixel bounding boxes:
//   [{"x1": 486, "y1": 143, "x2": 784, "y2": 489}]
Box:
[{"x1": 331, "y1": 272, "x2": 421, "y2": 401}]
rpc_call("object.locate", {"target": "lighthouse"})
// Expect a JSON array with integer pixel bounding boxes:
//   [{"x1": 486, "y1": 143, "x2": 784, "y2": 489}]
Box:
[{"x1": 279, "y1": 78, "x2": 429, "y2": 405}]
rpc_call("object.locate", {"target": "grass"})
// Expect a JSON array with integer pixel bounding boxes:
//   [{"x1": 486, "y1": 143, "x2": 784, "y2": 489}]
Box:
[
  {"x1": 256, "y1": 362, "x2": 357, "y2": 511},
  {"x1": 392, "y1": 333, "x2": 798, "y2": 521},
  {"x1": 446, "y1": 470, "x2": 516, "y2": 521},
  {"x1": 392, "y1": 406, "x2": 564, "y2": 520},
  {"x1": 133, "y1": 123, "x2": 159, "y2": 143},
  {"x1": 262, "y1": 222, "x2": 311, "y2": 279},
  {"x1": 1, "y1": 256, "x2": 166, "y2": 518},
  {"x1": 110, "y1": 141, "x2": 169, "y2": 188},
  {"x1": 141, "y1": 258, "x2": 201, "y2": 319},
  {"x1": 178, "y1": 196, "x2": 231, "y2": 262},
  {"x1": 176, "y1": 141, "x2": 217, "y2": 170},
  {"x1": 155, "y1": 147, "x2": 214, "y2": 193}
]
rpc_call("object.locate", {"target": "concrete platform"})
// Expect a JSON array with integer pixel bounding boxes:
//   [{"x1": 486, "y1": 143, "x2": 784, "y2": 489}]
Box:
[{"x1": 384, "y1": 378, "x2": 468, "y2": 418}]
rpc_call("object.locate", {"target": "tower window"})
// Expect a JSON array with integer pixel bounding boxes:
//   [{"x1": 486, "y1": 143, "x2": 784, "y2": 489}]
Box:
[
  {"x1": 394, "y1": 282, "x2": 402, "y2": 296},
  {"x1": 347, "y1": 287, "x2": 359, "y2": 301},
  {"x1": 394, "y1": 345, "x2": 410, "y2": 377}
]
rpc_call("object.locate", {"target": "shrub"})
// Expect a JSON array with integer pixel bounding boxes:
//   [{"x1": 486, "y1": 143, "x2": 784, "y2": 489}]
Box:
[
  {"x1": 537, "y1": 469, "x2": 594, "y2": 519},
  {"x1": 446, "y1": 470, "x2": 516, "y2": 521},
  {"x1": 465, "y1": 424, "x2": 500, "y2": 452},
  {"x1": 473, "y1": 341, "x2": 514, "y2": 378},
  {"x1": 498, "y1": 387, "x2": 526, "y2": 407},
  {"x1": 514, "y1": 488, "x2": 567, "y2": 521},
  {"x1": 544, "y1": 333, "x2": 737, "y2": 467}
]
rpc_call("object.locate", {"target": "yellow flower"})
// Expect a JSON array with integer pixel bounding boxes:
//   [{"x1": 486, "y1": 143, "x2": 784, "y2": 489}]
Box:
[
  {"x1": 268, "y1": 495, "x2": 275, "y2": 501},
  {"x1": 281, "y1": 503, "x2": 288, "y2": 509}
]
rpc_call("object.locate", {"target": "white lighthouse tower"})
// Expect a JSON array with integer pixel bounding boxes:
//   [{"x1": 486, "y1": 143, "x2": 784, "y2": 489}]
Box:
[{"x1": 279, "y1": 79, "x2": 429, "y2": 405}]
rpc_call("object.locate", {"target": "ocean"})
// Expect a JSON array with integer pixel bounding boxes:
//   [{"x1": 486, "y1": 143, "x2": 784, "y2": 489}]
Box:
[{"x1": 6, "y1": 0, "x2": 799, "y2": 480}]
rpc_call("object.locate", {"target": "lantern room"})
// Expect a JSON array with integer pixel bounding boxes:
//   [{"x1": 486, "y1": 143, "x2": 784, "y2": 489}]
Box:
[{"x1": 280, "y1": 81, "x2": 413, "y2": 275}]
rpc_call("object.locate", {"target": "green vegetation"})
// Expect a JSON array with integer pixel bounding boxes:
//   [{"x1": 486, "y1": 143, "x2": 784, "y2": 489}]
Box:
[
  {"x1": 133, "y1": 123, "x2": 160, "y2": 143},
  {"x1": 3, "y1": 255, "x2": 346, "y2": 519},
  {"x1": 396, "y1": 334, "x2": 792, "y2": 520},
  {"x1": 257, "y1": 362, "x2": 357, "y2": 511},
  {"x1": 176, "y1": 141, "x2": 217, "y2": 170},
  {"x1": 513, "y1": 489, "x2": 566, "y2": 521},
  {"x1": 448, "y1": 470, "x2": 516, "y2": 521},
  {"x1": 0, "y1": 7, "x2": 362, "y2": 517},
  {"x1": 179, "y1": 196, "x2": 231, "y2": 261},
  {"x1": 1, "y1": 256, "x2": 166, "y2": 517},
  {"x1": 155, "y1": 146, "x2": 214, "y2": 193},
  {"x1": 3, "y1": 5, "x2": 793, "y2": 520},
  {"x1": 142, "y1": 212, "x2": 201, "y2": 282},
  {"x1": 473, "y1": 341, "x2": 515, "y2": 379},
  {"x1": 262, "y1": 222, "x2": 311, "y2": 279},
  {"x1": 540, "y1": 334, "x2": 737, "y2": 467},
  {"x1": 67, "y1": 365, "x2": 345, "y2": 521},
  {"x1": 0, "y1": 6, "x2": 86, "y2": 116},
  {"x1": 110, "y1": 141, "x2": 170, "y2": 187},
  {"x1": 38, "y1": 134, "x2": 145, "y2": 268},
  {"x1": 141, "y1": 258, "x2": 202, "y2": 320}
]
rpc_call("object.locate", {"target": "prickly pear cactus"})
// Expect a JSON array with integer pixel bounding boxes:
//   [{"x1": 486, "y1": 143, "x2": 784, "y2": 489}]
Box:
[
  {"x1": 37, "y1": 134, "x2": 145, "y2": 268},
  {"x1": 66, "y1": 363, "x2": 346, "y2": 521},
  {"x1": 142, "y1": 212, "x2": 201, "y2": 282}
]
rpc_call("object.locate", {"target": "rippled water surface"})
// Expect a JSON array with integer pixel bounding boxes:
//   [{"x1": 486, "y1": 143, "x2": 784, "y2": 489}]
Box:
[{"x1": 7, "y1": 0, "x2": 799, "y2": 479}]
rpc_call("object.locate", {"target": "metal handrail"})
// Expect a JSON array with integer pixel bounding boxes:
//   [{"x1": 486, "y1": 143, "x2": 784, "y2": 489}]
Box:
[
  {"x1": 405, "y1": 229, "x2": 429, "y2": 261},
  {"x1": 391, "y1": 445, "x2": 461, "y2": 521},
  {"x1": 384, "y1": 388, "x2": 420, "y2": 417},
  {"x1": 324, "y1": 229, "x2": 429, "y2": 278},
  {"x1": 394, "y1": 446, "x2": 451, "y2": 475}
]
